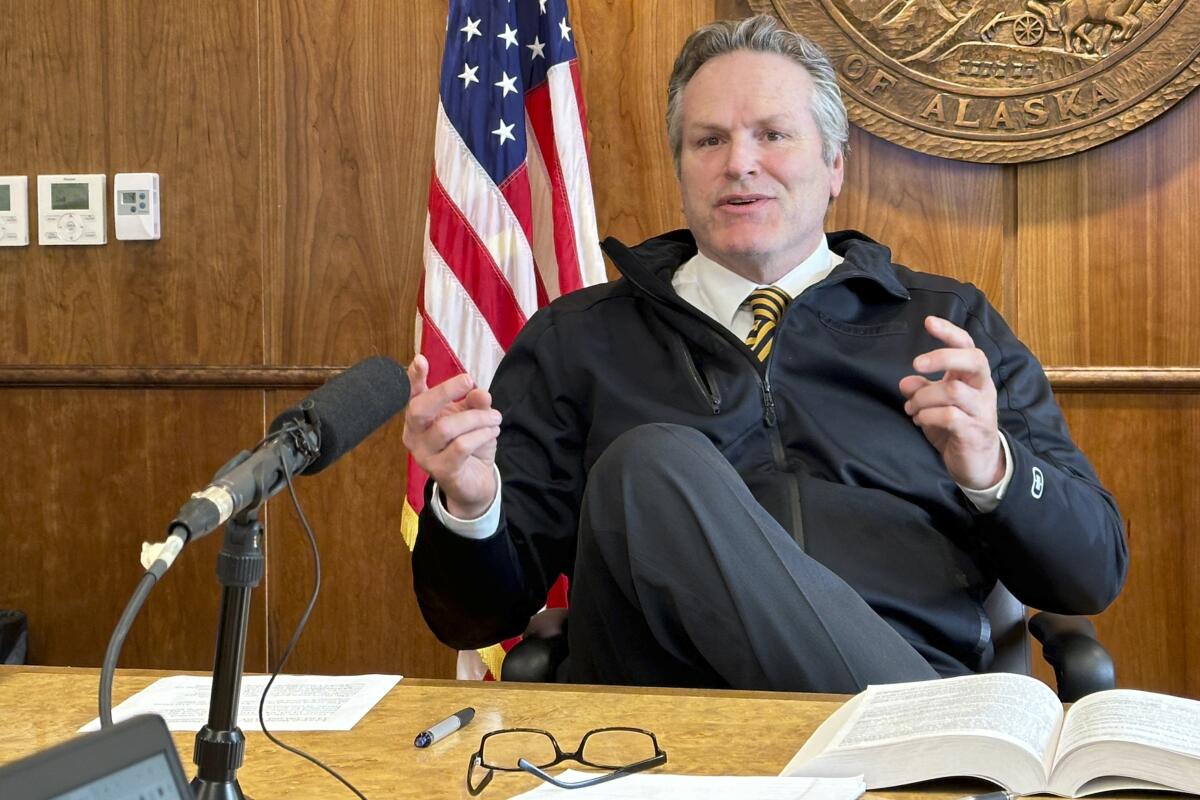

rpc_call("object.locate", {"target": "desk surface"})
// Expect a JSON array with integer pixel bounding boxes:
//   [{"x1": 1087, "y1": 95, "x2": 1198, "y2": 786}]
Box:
[{"x1": 0, "y1": 665, "x2": 1162, "y2": 799}]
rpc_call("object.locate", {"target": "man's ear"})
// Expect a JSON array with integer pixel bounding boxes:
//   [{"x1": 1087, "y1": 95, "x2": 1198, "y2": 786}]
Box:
[{"x1": 829, "y1": 150, "x2": 845, "y2": 202}]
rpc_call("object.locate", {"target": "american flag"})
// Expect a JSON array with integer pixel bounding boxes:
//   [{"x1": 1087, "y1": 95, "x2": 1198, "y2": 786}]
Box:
[{"x1": 402, "y1": 0, "x2": 605, "y2": 679}]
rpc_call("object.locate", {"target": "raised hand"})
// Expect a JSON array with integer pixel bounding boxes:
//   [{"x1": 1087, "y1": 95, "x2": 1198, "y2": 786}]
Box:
[
  {"x1": 898, "y1": 316, "x2": 1005, "y2": 490},
  {"x1": 402, "y1": 355, "x2": 502, "y2": 519}
]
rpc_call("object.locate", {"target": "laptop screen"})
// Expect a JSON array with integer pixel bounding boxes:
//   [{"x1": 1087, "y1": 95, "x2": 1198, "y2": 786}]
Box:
[{"x1": 0, "y1": 715, "x2": 191, "y2": 800}]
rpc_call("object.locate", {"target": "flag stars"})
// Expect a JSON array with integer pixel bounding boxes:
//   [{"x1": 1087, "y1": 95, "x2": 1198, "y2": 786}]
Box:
[
  {"x1": 527, "y1": 35, "x2": 546, "y2": 60},
  {"x1": 492, "y1": 118, "x2": 516, "y2": 146},
  {"x1": 458, "y1": 62, "x2": 479, "y2": 89},
  {"x1": 494, "y1": 71, "x2": 518, "y2": 97},
  {"x1": 559, "y1": 18, "x2": 571, "y2": 41},
  {"x1": 498, "y1": 23, "x2": 519, "y2": 49},
  {"x1": 460, "y1": 16, "x2": 482, "y2": 42},
  {"x1": 539, "y1": 0, "x2": 548, "y2": 12}
]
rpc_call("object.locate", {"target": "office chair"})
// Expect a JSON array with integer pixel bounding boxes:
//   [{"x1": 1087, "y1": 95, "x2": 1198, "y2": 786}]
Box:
[{"x1": 501, "y1": 584, "x2": 1115, "y2": 702}]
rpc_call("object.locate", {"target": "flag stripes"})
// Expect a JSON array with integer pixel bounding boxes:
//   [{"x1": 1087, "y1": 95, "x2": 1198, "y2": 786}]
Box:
[{"x1": 403, "y1": 0, "x2": 605, "y2": 679}]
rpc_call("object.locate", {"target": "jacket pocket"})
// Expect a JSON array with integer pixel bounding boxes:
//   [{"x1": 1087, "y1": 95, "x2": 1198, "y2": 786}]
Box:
[
  {"x1": 816, "y1": 311, "x2": 907, "y2": 337},
  {"x1": 671, "y1": 333, "x2": 721, "y2": 415}
]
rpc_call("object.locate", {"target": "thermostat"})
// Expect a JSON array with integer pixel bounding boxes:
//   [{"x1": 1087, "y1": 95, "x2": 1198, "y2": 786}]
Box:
[
  {"x1": 114, "y1": 172, "x2": 160, "y2": 241},
  {"x1": 0, "y1": 176, "x2": 29, "y2": 246},
  {"x1": 38, "y1": 174, "x2": 106, "y2": 245}
]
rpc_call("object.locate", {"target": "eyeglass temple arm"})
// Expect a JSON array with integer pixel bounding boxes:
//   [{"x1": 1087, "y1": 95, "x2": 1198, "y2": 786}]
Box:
[{"x1": 517, "y1": 752, "x2": 668, "y2": 789}]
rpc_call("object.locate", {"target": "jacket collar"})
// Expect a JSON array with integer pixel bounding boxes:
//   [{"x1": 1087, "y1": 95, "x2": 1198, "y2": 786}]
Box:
[{"x1": 601, "y1": 229, "x2": 911, "y2": 303}]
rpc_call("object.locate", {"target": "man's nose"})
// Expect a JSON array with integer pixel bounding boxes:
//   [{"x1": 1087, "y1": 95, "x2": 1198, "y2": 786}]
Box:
[{"x1": 723, "y1": 137, "x2": 759, "y2": 179}]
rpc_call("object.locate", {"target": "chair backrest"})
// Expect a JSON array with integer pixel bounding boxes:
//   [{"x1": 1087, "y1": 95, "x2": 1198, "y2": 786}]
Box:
[{"x1": 983, "y1": 582, "x2": 1032, "y2": 676}]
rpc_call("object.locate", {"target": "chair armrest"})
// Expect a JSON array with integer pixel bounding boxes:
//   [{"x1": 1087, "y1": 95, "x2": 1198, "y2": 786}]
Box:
[
  {"x1": 499, "y1": 610, "x2": 569, "y2": 683},
  {"x1": 1028, "y1": 612, "x2": 1116, "y2": 702}
]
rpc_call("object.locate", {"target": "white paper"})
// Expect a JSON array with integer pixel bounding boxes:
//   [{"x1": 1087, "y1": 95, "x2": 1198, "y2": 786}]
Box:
[
  {"x1": 81, "y1": 673, "x2": 401, "y2": 732},
  {"x1": 509, "y1": 769, "x2": 865, "y2": 799}
]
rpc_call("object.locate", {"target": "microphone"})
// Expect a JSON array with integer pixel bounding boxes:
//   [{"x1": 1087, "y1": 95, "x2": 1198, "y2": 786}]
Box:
[{"x1": 167, "y1": 356, "x2": 410, "y2": 543}]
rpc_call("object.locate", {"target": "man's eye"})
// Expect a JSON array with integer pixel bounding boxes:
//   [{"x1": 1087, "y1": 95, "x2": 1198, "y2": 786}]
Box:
[
  {"x1": 698, "y1": 136, "x2": 720, "y2": 147},
  {"x1": 764, "y1": 131, "x2": 785, "y2": 142}
]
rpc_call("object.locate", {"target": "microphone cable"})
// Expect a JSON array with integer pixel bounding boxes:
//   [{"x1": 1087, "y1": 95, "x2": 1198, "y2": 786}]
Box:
[
  {"x1": 98, "y1": 423, "x2": 371, "y2": 798},
  {"x1": 254, "y1": 421, "x2": 368, "y2": 799},
  {"x1": 99, "y1": 532, "x2": 186, "y2": 728}
]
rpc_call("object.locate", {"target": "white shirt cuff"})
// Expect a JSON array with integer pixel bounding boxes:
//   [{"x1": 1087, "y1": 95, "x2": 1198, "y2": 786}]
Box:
[
  {"x1": 429, "y1": 464, "x2": 503, "y2": 540},
  {"x1": 960, "y1": 433, "x2": 1014, "y2": 514}
]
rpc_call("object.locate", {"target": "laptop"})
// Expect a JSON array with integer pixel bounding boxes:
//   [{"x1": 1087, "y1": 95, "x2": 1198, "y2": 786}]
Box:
[{"x1": 0, "y1": 714, "x2": 192, "y2": 800}]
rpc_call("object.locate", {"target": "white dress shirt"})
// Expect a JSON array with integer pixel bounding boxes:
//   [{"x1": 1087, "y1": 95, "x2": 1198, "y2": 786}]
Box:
[{"x1": 432, "y1": 236, "x2": 1012, "y2": 538}]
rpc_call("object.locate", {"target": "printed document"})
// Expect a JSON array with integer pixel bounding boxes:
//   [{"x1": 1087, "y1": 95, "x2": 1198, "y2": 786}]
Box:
[{"x1": 81, "y1": 673, "x2": 401, "y2": 732}]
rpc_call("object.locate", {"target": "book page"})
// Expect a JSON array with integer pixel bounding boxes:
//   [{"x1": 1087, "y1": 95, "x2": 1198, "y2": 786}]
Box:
[
  {"x1": 1058, "y1": 689, "x2": 1200, "y2": 758},
  {"x1": 832, "y1": 674, "x2": 1061, "y2": 765}
]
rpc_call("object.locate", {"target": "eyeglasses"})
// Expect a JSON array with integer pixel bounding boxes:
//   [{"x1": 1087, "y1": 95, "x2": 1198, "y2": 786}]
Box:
[{"x1": 466, "y1": 726, "x2": 667, "y2": 795}]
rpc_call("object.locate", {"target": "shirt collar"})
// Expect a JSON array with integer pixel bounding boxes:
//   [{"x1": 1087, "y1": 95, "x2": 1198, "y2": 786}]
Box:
[{"x1": 680, "y1": 236, "x2": 843, "y2": 328}]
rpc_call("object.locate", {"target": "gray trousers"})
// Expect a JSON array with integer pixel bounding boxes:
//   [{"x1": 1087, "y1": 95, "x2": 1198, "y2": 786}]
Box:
[{"x1": 567, "y1": 423, "x2": 938, "y2": 693}]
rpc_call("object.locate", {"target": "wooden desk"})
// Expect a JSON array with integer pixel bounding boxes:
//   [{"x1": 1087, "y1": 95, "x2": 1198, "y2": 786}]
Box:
[{"x1": 0, "y1": 665, "x2": 1151, "y2": 799}]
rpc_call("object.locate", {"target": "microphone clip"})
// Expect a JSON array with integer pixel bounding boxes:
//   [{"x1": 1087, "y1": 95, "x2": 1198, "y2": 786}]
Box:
[{"x1": 273, "y1": 399, "x2": 321, "y2": 465}]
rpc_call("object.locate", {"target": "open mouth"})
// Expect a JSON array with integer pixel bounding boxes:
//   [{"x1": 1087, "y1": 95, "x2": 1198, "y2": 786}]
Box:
[{"x1": 719, "y1": 194, "x2": 770, "y2": 208}]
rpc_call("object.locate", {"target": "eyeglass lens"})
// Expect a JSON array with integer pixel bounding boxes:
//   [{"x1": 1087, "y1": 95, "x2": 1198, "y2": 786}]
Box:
[{"x1": 481, "y1": 728, "x2": 657, "y2": 770}]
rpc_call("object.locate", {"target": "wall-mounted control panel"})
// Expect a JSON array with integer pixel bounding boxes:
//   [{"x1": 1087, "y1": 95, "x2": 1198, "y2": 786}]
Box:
[
  {"x1": 38, "y1": 173, "x2": 107, "y2": 245},
  {"x1": 0, "y1": 176, "x2": 30, "y2": 246},
  {"x1": 114, "y1": 172, "x2": 160, "y2": 240}
]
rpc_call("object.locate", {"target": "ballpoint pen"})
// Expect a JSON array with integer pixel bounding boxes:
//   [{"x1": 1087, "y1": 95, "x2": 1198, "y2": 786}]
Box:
[{"x1": 414, "y1": 707, "x2": 476, "y2": 748}]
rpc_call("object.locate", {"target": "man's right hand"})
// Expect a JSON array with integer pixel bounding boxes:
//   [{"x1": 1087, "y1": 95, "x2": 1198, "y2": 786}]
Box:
[{"x1": 403, "y1": 355, "x2": 501, "y2": 520}]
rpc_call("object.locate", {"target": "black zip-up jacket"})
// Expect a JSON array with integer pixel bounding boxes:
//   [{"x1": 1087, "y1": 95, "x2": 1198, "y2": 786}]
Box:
[{"x1": 413, "y1": 229, "x2": 1127, "y2": 676}]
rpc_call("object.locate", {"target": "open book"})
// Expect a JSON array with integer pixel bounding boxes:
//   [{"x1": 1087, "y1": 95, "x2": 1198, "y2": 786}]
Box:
[{"x1": 782, "y1": 672, "x2": 1200, "y2": 797}]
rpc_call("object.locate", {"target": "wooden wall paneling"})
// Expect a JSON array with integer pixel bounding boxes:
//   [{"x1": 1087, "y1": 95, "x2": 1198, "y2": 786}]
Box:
[
  {"x1": 829, "y1": 129, "x2": 1009, "y2": 307},
  {"x1": 262, "y1": 390, "x2": 454, "y2": 679},
  {"x1": 262, "y1": 0, "x2": 442, "y2": 367},
  {"x1": 102, "y1": 0, "x2": 264, "y2": 366},
  {"x1": 0, "y1": 1, "x2": 108, "y2": 365},
  {"x1": 1055, "y1": 394, "x2": 1200, "y2": 698},
  {"x1": 0, "y1": 1, "x2": 262, "y2": 366},
  {"x1": 572, "y1": 0, "x2": 720, "y2": 252},
  {"x1": 0, "y1": 388, "x2": 269, "y2": 672},
  {"x1": 1017, "y1": 89, "x2": 1200, "y2": 367}
]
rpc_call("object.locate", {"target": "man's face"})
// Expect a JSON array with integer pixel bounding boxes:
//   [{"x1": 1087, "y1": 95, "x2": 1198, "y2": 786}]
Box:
[{"x1": 677, "y1": 50, "x2": 844, "y2": 282}]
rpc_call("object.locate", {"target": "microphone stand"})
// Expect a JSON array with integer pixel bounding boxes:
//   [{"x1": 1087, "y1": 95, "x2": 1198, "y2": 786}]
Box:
[
  {"x1": 187, "y1": 417, "x2": 319, "y2": 799},
  {"x1": 190, "y1": 505, "x2": 264, "y2": 800}
]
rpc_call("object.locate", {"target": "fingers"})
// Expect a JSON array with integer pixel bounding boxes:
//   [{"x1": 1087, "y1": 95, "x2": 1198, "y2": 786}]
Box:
[
  {"x1": 902, "y1": 317, "x2": 1004, "y2": 488},
  {"x1": 897, "y1": 374, "x2": 931, "y2": 400},
  {"x1": 912, "y1": 318, "x2": 990, "y2": 390},
  {"x1": 923, "y1": 315, "x2": 974, "y2": 349},
  {"x1": 902, "y1": 378, "x2": 986, "y2": 419},
  {"x1": 462, "y1": 387, "x2": 494, "y2": 411},
  {"x1": 407, "y1": 355, "x2": 430, "y2": 397},
  {"x1": 420, "y1": 407, "x2": 503, "y2": 454},
  {"x1": 436, "y1": 425, "x2": 500, "y2": 464},
  {"x1": 405, "y1": 372, "x2": 477, "y2": 428}
]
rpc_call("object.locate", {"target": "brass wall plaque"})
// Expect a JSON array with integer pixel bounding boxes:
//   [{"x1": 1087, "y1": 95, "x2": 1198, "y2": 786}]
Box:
[{"x1": 747, "y1": 0, "x2": 1200, "y2": 162}]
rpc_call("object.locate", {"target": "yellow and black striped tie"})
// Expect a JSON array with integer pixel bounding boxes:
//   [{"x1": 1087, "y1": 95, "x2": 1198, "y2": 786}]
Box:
[{"x1": 744, "y1": 286, "x2": 791, "y2": 362}]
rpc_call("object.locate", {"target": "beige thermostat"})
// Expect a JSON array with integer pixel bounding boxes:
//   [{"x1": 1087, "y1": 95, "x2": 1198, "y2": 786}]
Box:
[{"x1": 38, "y1": 174, "x2": 107, "y2": 245}]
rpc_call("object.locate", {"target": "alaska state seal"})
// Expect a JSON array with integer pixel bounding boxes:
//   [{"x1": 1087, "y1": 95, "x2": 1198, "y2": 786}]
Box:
[{"x1": 748, "y1": 0, "x2": 1200, "y2": 162}]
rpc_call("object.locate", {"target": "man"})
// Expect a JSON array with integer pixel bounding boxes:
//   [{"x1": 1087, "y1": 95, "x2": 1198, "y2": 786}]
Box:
[{"x1": 404, "y1": 15, "x2": 1126, "y2": 692}]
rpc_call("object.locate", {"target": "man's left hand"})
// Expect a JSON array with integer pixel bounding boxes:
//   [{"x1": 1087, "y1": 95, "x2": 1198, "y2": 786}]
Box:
[{"x1": 899, "y1": 316, "x2": 1005, "y2": 490}]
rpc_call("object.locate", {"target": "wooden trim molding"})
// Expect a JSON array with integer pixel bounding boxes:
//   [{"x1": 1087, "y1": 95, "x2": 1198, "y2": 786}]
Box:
[
  {"x1": 1044, "y1": 368, "x2": 1200, "y2": 392},
  {"x1": 0, "y1": 366, "x2": 341, "y2": 389},
  {"x1": 1, "y1": 366, "x2": 1199, "y2": 392}
]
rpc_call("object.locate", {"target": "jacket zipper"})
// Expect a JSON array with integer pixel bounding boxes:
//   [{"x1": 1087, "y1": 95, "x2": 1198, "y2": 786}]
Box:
[
  {"x1": 611, "y1": 251, "x2": 802, "y2": 542},
  {"x1": 761, "y1": 376, "x2": 776, "y2": 427},
  {"x1": 764, "y1": 365, "x2": 805, "y2": 549},
  {"x1": 680, "y1": 340, "x2": 722, "y2": 415}
]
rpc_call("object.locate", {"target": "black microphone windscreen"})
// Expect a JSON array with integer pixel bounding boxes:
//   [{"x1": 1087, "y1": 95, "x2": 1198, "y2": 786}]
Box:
[{"x1": 269, "y1": 355, "x2": 410, "y2": 475}]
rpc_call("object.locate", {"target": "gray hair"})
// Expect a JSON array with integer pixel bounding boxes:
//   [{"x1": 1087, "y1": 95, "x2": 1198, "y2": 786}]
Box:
[{"x1": 666, "y1": 15, "x2": 849, "y2": 172}]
